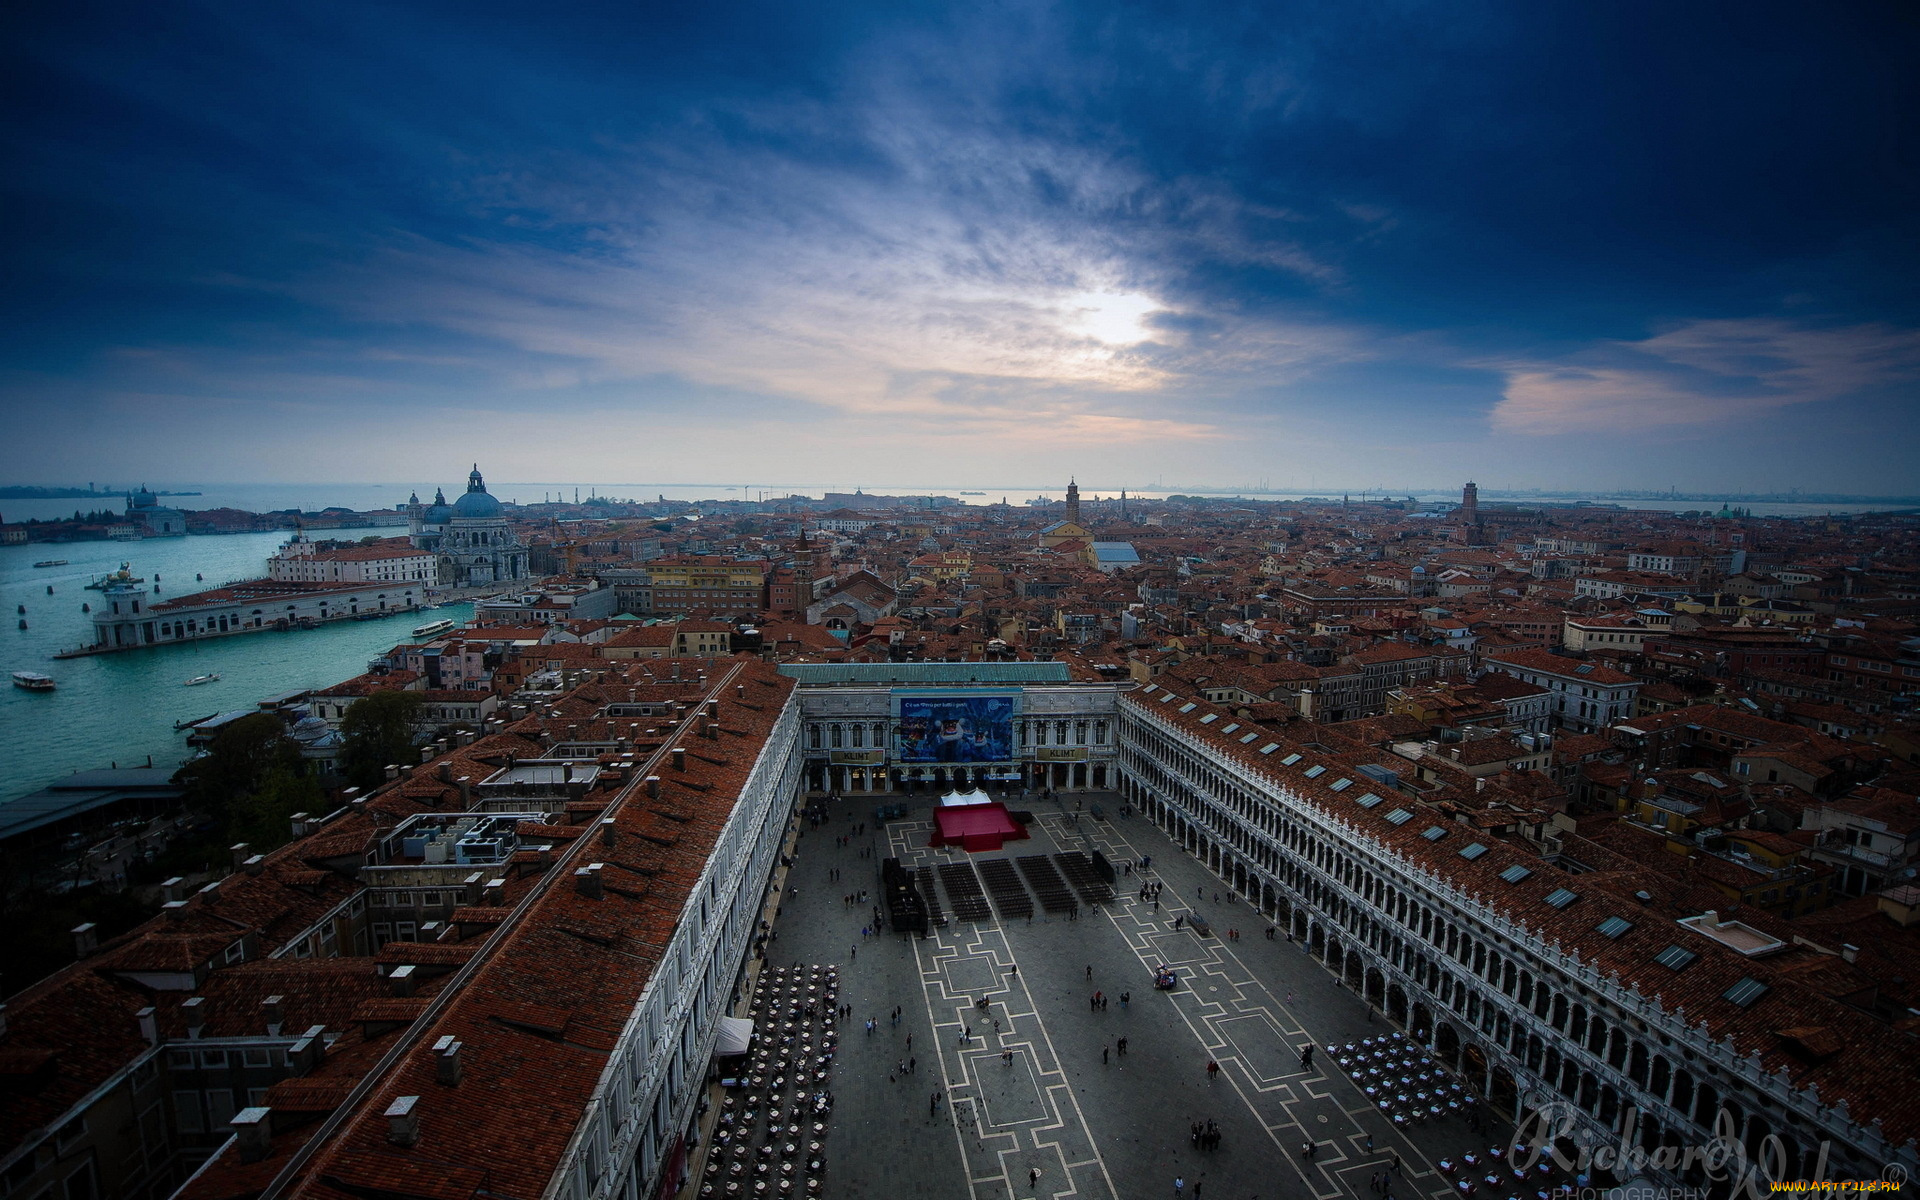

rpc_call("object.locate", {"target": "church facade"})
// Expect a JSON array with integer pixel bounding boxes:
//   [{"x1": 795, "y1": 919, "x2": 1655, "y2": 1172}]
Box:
[{"x1": 407, "y1": 465, "x2": 529, "y2": 587}]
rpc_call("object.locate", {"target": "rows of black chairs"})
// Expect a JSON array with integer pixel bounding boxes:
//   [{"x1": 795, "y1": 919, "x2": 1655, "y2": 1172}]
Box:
[
  {"x1": 1015, "y1": 855, "x2": 1079, "y2": 915},
  {"x1": 1055, "y1": 850, "x2": 1114, "y2": 903},
  {"x1": 937, "y1": 862, "x2": 992, "y2": 922},
  {"x1": 977, "y1": 858, "x2": 1034, "y2": 919},
  {"x1": 915, "y1": 867, "x2": 946, "y2": 926}
]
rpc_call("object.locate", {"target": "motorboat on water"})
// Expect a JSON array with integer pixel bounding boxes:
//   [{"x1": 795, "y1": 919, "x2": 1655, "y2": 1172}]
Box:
[
  {"x1": 12, "y1": 671, "x2": 55, "y2": 691},
  {"x1": 85, "y1": 563, "x2": 145, "y2": 590},
  {"x1": 412, "y1": 618, "x2": 456, "y2": 637},
  {"x1": 183, "y1": 673, "x2": 221, "y2": 686},
  {"x1": 32, "y1": 560, "x2": 69, "y2": 568}
]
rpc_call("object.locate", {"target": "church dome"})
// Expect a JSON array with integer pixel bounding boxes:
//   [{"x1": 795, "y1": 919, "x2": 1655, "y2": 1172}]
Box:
[
  {"x1": 423, "y1": 487, "x2": 454, "y2": 525},
  {"x1": 452, "y1": 465, "x2": 503, "y2": 520}
]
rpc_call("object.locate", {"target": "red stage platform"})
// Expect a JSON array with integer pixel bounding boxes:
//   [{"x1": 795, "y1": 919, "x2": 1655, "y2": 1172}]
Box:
[{"x1": 929, "y1": 802, "x2": 1029, "y2": 853}]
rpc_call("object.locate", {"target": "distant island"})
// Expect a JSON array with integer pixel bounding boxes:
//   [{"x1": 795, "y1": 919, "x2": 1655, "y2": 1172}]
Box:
[{"x1": 0, "y1": 485, "x2": 201, "y2": 499}]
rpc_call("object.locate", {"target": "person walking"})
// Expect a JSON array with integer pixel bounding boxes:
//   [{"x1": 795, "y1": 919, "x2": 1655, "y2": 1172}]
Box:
[
  {"x1": 1174, "y1": 1177, "x2": 1184, "y2": 1196},
  {"x1": 909, "y1": 1056, "x2": 916, "y2": 1074},
  {"x1": 1117, "y1": 1036, "x2": 1128, "y2": 1056},
  {"x1": 1029, "y1": 1165, "x2": 1043, "y2": 1189}
]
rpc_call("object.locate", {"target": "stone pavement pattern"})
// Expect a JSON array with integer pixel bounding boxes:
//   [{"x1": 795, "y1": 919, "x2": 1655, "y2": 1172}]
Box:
[{"x1": 743, "y1": 792, "x2": 1514, "y2": 1200}]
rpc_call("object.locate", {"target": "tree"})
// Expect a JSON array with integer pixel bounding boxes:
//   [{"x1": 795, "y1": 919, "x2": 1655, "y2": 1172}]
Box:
[
  {"x1": 339, "y1": 690, "x2": 425, "y2": 791},
  {"x1": 175, "y1": 713, "x2": 303, "y2": 829}
]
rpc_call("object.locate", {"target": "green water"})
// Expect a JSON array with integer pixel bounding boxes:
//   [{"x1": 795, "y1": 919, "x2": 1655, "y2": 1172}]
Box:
[{"x1": 0, "y1": 531, "x2": 470, "y2": 803}]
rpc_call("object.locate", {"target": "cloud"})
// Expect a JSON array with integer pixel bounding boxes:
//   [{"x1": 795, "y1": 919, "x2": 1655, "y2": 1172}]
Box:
[{"x1": 1488, "y1": 319, "x2": 1920, "y2": 435}]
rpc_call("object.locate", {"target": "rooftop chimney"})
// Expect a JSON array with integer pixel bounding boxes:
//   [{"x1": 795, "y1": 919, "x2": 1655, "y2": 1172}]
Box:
[
  {"x1": 263, "y1": 995, "x2": 285, "y2": 1037},
  {"x1": 198, "y1": 880, "x2": 221, "y2": 905},
  {"x1": 599, "y1": 818, "x2": 616, "y2": 850},
  {"x1": 389, "y1": 964, "x2": 417, "y2": 997},
  {"x1": 384, "y1": 1095, "x2": 421, "y2": 1147},
  {"x1": 232, "y1": 1106, "x2": 272, "y2": 1162},
  {"x1": 244, "y1": 854, "x2": 267, "y2": 876},
  {"x1": 136, "y1": 1006, "x2": 156, "y2": 1045},
  {"x1": 484, "y1": 878, "x2": 506, "y2": 906},
  {"x1": 72, "y1": 922, "x2": 98, "y2": 958},
  {"x1": 437, "y1": 763, "x2": 453, "y2": 783},
  {"x1": 672, "y1": 747, "x2": 686, "y2": 772},
  {"x1": 161, "y1": 876, "x2": 186, "y2": 903},
  {"x1": 290, "y1": 812, "x2": 310, "y2": 837},
  {"x1": 434, "y1": 1035, "x2": 463, "y2": 1086},
  {"x1": 182, "y1": 996, "x2": 206, "y2": 1039},
  {"x1": 163, "y1": 900, "x2": 190, "y2": 922},
  {"x1": 646, "y1": 775, "x2": 661, "y2": 799},
  {"x1": 1842, "y1": 943, "x2": 1859, "y2": 963},
  {"x1": 575, "y1": 863, "x2": 604, "y2": 900},
  {"x1": 230, "y1": 843, "x2": 252, "y2": 870},
  {"x1": 385, "y1": 764, "x2": 401, "y2": 781}
]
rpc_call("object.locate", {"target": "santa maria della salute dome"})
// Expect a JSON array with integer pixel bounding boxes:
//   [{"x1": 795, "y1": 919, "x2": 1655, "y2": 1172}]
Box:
[{"x1": 407, "y1": 464, "x2": 528, "y2": 586}]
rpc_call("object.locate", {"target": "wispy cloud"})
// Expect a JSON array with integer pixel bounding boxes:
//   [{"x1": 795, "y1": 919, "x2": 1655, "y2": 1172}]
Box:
[{"x1": 1488, "y1": 319, "x2": 1920, "y2": 435}]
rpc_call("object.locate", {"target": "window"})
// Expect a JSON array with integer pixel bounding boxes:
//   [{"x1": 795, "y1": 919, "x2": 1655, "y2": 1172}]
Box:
[
  {"x1": 1499, "y1": 865, "x2": 1533, "y2": 884},
  {"x1": 1723, "y1": 977, "x2": 1768, "y2": 1007},
  {"x1": 1354, "y1": 792, "x2": 1385, "y2": 809},
  {"x1": 1279, "y1": 753, "x2": 1302, "y2": 765},
  {"x1": 1544, "y1": 888, "x2": 1579, "y2": 909},
  {"x1": 1220, "y1": 723, "x2": 1239, "y2": 735},
  {"x1": 1200, "y1": 713, "x2": 1218, "y2": 724},
  {"x1": 1303, "y1": 765, "x2": 1326, "y2": 779},
  {"x1": 1177, "y1": 703, "x2": 1197, "y2": 714},
  {"x1": 1458, "y1": 843, "x2": 1488, "y2": 861},
  {"x1": 1422, "y1": 826, "x2": 1447, "y2": 841},
  {"x1": 1384, "y1": 809, "x2": 1414, "y2": 826},
  {"x1": 174, "y1": 1091, "x2": 204, "y2": 1133},
  {"x1": 1329, "y1": 777, "x2": 1352, "y2": 792},
  {"x1": 1259, "y1": 744, "x2": 1280, "y2": 755},
  {"x1": 1654, "y1": 944, "x2": 1697, "y2": 971},
  {"x1": 1596, "y1": 916, "x2": 1634, "y2": 939}
]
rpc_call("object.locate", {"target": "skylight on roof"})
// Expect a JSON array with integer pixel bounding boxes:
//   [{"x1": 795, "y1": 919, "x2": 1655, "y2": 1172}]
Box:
[
  {"x1": 1384, "y1": 808, "x2": 1414, "y2": 825},
  {"x1": 1280, "y1": 752, "x2": 1302, "y2": 765},
  {"x1": 1199, "y1": 713, "x2": 1218, "y2": 724},
  {"x1": 1304, "y1": 765, "x2": 1326, "y2": 778},
  {"x1": 1499, "y1": 865, "x2": 1532, "y2": 884},
  {"x1": 1220, "y1": 723, "x2": 1240, "y2": 734},
  {"x1": 1544, "y1": 888, "x2": 1579, "y2": 909},
  {"x1": 1329, "y1": 777, "x2": 1352, "y2": 792},
  {"x1": 1459, "y1": 843, "x2": 1488, "y2": 860},
  {"x1": 1240, "y1": 732, "x2": 1260, "y2": 744},
  {"x1": 1575, "y1": 664, "x2": 1595, "y2": 675},
  {"x1": 1723, "y1": 977, "x2": 1768, "y2": 1008},
  {"x1": 1158, "y1": 690, "x2": 1176, "y2": 702},
  {"x1": 1178, "y1": 702, "x2": 1197, "y2": 713},
  {"x1": 1422, "y1": 826, "x2": 1447, "y2": 841},
  {"x1": 1354, "y1": 792, "x2": 1385, "y2": 809},
  {"x1": 1259, "y1": 743, "x2": 1279, "y2": 755},
  {"x1": 1597, "y1": 916, "x2": 1634, "y2": 939},
  {"x1": 1654, "y1": 945, "x2": 1698, "y2": 971}
]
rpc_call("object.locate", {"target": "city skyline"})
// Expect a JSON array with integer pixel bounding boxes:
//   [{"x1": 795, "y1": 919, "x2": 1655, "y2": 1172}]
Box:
[{"x1": 4, "y1": 3, "x2": 1918, "y2": 490}]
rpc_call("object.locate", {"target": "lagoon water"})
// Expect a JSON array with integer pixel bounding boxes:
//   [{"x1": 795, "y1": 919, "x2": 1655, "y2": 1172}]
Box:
[{"x1": 0, "y1": 529, "x2": 470, "y2": 805}]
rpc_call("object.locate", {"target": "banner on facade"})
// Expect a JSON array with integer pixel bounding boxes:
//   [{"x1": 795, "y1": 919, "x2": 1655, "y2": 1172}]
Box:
[
  {"x1": 892, "y1": 691, "x2": 1018, "y2": 764},
  {"x1": 829, "y1": 750, "x2": 886, "y2": 766},
  {"x1": 1033, "y1": 747, "x2": 1088, "y2": 762}
]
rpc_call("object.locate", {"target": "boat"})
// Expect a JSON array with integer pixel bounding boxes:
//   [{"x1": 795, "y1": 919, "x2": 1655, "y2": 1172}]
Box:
[
  {"x1": 183, "y1": 673, "x2": 221, "y2": 686},
  {"x1": 12, "y1": 671, "x2": 56, "y2": 691},
  {"x1": 412, "y1": 618, "x2": 456, "y2": 637},
  {"x1": 85, "y1": 563, "x2": 144, "y2": 590},
  {"x1": 960, "y1": 491, "x2": 985, "y2": 495},
  {"x1": 32, "y1": 560, "x2": 68, "y2": 568}
]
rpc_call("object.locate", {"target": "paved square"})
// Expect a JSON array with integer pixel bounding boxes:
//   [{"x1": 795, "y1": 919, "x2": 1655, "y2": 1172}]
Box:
[{"x1": 721, "y1": 790, "x2": 1521, "y2": 1200}]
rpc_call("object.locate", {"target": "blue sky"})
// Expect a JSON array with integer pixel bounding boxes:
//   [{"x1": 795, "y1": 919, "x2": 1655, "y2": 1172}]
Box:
[{"x1": 3, "y1": 1, "x2": 1916, "y2": 493}]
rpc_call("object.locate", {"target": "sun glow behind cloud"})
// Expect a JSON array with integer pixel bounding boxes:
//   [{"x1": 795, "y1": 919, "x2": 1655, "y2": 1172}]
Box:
[{"x1": 1065, "y1": 291, "x2": 1164, "y2": 345}]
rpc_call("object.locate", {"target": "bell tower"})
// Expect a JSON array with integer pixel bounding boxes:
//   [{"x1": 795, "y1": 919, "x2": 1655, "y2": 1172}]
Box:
[{"x1": 1065, "y1": 478, "x2": 1081, "y2": 526}]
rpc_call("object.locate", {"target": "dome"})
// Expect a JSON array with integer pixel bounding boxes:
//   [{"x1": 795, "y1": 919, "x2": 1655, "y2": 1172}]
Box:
[
  {"x1": 423, "y1": 487, "x2": 454, "y2": 525},
  {"x1": 453, "y1": 490, "x2": 503, "y2": 520},
  {"x1": 452, "y1": 465, "x2": 502, "y2": 520}
]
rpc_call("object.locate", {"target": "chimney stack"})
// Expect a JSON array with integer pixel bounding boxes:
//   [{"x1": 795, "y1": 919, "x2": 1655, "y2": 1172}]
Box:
[
  {"x1": 672, "y1": 747, "x2": 686, "y2": 772},
  {"x1": 244, "y1": 854, "x2": 267, "y2": 876},
  {"x1": 183, "y1": 996, "x2": 206, "y2": 1039},
  {"x1": 232, "y1": 1107, "x2": 272, "y2": 1162},
  {"x1": 161, "y1": 876, "x2": 185, "y2": 903},
  {"x1": 600, "y1": 818, "x2": 616, "y2": 849},
  {"x1": 72, "y1": 922, "x2": 98, "y2": 958},
  {"x1": 389, "y1": 964, "x2": 417, "y2": 996},
  {"x1": 385, "y1": 764, "x2": 401, "y2": 781},
  {"x1": 434, "y1": 1035, "x2": 463, "y2": 1086},
  {"x1": 484, "y1": 878, "x2": 506, "y2": 906},
  {"x1": 438, "y1": 763, "x2": 453, "y2": 783},
  {"x1": 457, "y1": 776, "x2": 473, "y2": 808},
  {"x1": 290, "y1": 812, "x2": 310, "y2": 837},
  {"x1": 136, "y1": 1006, "x2": 156, "y2": 1045},
  {"x1": 198, "y1": 880, "x2": 221, "y2": 905},
  {"x1": 1842, "y1": 943, "x2": 1859, "y2": 963},
  {"x1": 263, "y1": 995, "x2": 284, "y2": 1036},
  {"x1": 230, "y1": 843, "x2": 252, "y2": 871},
  {"x1": 384, "y1": 1095, "x2": 421, "y2": 1147},
  {"x1": 646, "y1": 775, "x2": 661, "y2": 799},
  {"x1": 575, "y1": 863, "x2": 604, "y2": 900}
]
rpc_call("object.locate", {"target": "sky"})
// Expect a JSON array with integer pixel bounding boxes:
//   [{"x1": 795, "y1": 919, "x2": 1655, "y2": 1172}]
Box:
[{"x1": 2, "y1": 1, "x2": 1917, "y2": 495}]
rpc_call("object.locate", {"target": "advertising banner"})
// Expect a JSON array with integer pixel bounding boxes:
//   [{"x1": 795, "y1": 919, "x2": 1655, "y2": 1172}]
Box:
[{"x1": 894, "y1": 693, "x2": 1017, "y2": 764}]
